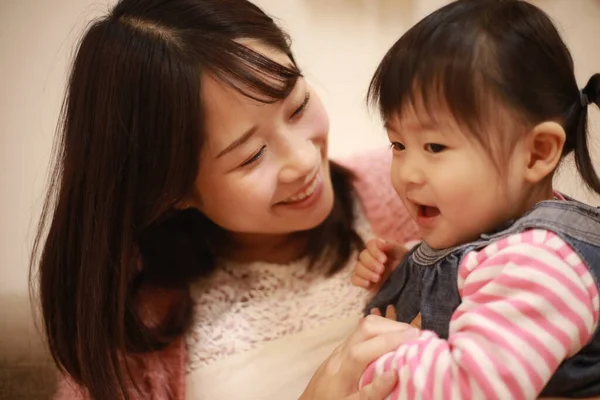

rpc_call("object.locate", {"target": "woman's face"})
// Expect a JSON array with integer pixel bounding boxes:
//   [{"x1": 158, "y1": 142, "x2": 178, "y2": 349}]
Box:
[{"x1": 188, "y1": 41, "x2": 334, "y2": 236}]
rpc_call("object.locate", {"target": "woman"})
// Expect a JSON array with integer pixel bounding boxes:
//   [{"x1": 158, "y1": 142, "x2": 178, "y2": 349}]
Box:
[{"x1": 31, "y1": 0, "x2": 419, "y2": 399}]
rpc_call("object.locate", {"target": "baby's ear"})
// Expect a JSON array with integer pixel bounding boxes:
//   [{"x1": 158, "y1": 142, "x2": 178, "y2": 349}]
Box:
[{"x1": 523, "y1": 121, "x2": 566, "y2": 184}]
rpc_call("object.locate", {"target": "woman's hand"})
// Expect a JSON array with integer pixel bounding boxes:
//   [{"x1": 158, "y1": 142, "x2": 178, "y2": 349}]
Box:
[
  {"x1": 351, "y1": 238, "x2": 407, "y2": 291},
  {"x1": 369, "y1": 304, "x2": 397, "y2": 321},
  {"x1": 299, "y1": 315, "x2": 419, "y2": 400}
]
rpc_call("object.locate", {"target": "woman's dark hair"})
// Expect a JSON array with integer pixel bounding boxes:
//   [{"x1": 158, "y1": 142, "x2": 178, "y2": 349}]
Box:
[
  {"x1": 30, "y1": 0, "x2": 361, "y2": 398},
  {"x1": 368, "y1": 0, "x2": 600, "y2": 192}
]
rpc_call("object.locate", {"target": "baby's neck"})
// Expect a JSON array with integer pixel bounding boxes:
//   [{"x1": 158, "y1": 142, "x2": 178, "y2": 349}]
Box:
[
  {"x1": 485, "y1": 184, "x2": 556, "y2": 239},
  {"x1": 517, "y1": 183, "x2": 556, "y2": 218}
]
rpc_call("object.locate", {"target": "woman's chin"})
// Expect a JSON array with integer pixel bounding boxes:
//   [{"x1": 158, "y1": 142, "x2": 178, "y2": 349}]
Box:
[
  {"x1": 301, "y1": 177, "x2": 335, "y2": 230},
  {"x1": 282, "y1": 181, "x2": 335, "y2": 233}
]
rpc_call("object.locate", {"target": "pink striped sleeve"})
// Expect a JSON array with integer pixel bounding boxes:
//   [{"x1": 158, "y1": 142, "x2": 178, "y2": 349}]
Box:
[{"x1": 360, "y1": 229, "x2": 599, "y2": 400}]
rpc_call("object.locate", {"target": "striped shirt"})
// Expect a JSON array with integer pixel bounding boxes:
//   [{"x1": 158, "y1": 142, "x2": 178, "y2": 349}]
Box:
[{"x1": 360, "y1": 229, "x2": 600, "y2": 400}]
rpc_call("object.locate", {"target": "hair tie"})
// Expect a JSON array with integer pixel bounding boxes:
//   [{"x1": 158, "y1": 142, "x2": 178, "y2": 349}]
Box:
[{"x1": 580, "y1": 90, "x2": 591, "y2": 107}]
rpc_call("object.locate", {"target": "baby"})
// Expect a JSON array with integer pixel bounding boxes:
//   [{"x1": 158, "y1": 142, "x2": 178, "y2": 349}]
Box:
[{"x1": 352, "y1": 0, "x2": 600, "y2": 398}]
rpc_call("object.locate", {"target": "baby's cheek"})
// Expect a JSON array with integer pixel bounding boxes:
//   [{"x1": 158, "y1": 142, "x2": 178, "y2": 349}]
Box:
[{"x1": 389, "y1": 165, "x2": 404, "y2": 196}]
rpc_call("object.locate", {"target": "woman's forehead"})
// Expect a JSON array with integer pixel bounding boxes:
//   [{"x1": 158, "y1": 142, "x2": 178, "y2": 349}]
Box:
[
  {"x1": 200, "y1": 38, "x2": 295, "y2": 103},
  {"x1": 200, "y1": 76, "x2": 268, "y2": 152},
  {"x1": 200, "y1": 77, "x2": 306, "y2": 159},
  {"x1": 198, "y1": 39, "x2": 298, "y2": 155}
]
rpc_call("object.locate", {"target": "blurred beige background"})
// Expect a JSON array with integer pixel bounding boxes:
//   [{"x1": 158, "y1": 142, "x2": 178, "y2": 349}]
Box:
[{"x1": 0, "y1": 0, "x2": 599, "y2": 398}]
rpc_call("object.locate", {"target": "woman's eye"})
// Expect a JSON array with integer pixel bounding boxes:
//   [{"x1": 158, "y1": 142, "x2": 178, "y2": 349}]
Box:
[
  {"x1": 240, "y1": 145, "x2": 266, "y2": 167},
  {"x1": 390, "y1": 142, "x2": 406, "y2": 151},
  {"x1": 291, "y1": 93, "x2": 310, "y2": 119},
  {"x1": 425, "y1": 143, "x2": 446, "y2": 153}
]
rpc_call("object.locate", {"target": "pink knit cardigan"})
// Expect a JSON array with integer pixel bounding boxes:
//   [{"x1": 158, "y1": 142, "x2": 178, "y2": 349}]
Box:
[{"x1": 55, "y1": 149, "x2": 418, "y2": 399}]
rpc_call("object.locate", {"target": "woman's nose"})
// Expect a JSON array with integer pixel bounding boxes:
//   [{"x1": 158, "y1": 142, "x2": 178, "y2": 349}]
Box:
[{"x1": 278, "y1": 136, "x2": 318, "y2": 183}]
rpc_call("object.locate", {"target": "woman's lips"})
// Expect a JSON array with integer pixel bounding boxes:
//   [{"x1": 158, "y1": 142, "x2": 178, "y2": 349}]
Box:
[{"x1": 276, "y1": 173, "x2": 324, "y2": 210}]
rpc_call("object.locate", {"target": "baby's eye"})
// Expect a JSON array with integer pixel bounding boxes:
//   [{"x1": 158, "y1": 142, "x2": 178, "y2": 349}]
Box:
[
  {"x1": 390, "y1": 142, "x2": 406, "y2": 151},
  {"x1": 424, "y1": 143, "x2": 446, "y2": 153}
]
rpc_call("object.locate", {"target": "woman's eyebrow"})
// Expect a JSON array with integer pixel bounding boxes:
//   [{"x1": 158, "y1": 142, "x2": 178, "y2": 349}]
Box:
[{"x1": 215, "y1": 126, "x2": 258, "y2": 159}]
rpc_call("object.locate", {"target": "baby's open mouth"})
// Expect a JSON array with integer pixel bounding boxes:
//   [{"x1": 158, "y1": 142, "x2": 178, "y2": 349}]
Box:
[{"x1": 417, "y1": 205, "x2": 441, "y2": 218}]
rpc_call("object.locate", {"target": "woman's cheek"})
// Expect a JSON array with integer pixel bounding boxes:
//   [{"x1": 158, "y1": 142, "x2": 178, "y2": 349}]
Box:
[
  {"x1": 304, "y1": 95, "x2": 330, "y2": 142},
  {"x1": 232, "y1": 168, "x2": 278, "y2": 208}
]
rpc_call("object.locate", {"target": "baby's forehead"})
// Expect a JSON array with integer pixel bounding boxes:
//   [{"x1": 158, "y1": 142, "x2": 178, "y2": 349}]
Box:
[{"x1": 385, "y1": 107, "x2": 461, "y2": 135}]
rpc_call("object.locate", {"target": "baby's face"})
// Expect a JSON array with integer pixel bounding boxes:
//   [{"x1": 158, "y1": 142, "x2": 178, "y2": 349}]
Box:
[{"x1": 386, "y1": 111, "x2": 527, "y2": 249}]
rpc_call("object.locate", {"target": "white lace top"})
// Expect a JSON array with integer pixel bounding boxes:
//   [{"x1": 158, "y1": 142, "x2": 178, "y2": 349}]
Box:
[{"x1": 186, "y1": 202, "x2": 374, "y2": 372}]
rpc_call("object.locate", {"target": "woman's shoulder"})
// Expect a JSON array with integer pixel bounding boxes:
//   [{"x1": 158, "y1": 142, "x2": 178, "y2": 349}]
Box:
[{"x1": 334, "y1": 148, "x2": 419, "y2": 244}]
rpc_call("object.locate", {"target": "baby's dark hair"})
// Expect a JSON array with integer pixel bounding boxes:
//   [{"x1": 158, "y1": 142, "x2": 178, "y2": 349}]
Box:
[{"x1": 369, "y1": 0, "x2": 600, "y2": 193}]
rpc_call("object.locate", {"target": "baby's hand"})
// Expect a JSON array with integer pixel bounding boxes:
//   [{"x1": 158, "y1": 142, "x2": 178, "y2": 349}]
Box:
[{"x1": 351, "y1": 238, "x2": 407, "y2": 290}]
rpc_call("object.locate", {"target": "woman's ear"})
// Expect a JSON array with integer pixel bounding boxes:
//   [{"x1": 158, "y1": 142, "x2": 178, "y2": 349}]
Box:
[
  {"x1": 173, "y1": 199, "x2": 188, "y2": 210},
  {"x1": 523, "y1": 121, "x2": 566, "y2": 184},
  {"x1": 174, "y1": 188, "x2": 204, "y2": 211},
  {"x1": 173, "y1": 198, "x2": 197, "y2": 211}
]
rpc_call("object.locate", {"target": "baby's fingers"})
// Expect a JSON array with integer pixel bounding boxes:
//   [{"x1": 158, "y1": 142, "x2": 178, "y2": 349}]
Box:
[
  {"x1": 351, "y1": 273, "x2": 372, "y2": 289},
  {"x1": 366, "y1": 239, "x2": 388, "y2": 264},
  {"x1": 354, "y1": 261, "x2": 382, "y2": 283},
  {"x1": 358, "y1": 250, "x2": 384, "y2": 275}
]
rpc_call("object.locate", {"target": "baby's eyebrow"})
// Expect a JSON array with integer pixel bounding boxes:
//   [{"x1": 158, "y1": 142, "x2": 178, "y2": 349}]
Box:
[{"x1": 385, "y1": 120, "x2": 439, "y2": 135}]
